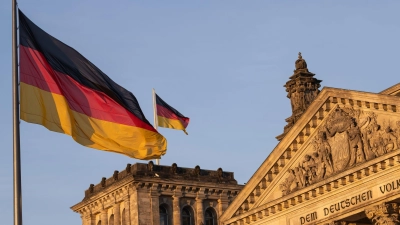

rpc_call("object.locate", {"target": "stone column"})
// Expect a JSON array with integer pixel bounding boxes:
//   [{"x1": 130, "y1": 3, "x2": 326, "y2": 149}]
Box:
[
  {"x1": 81, "y1": 214, "x2": 85, "y2": 225},
  {"x1": 150, "y1": 186, "x2": 160, "y2": 225},
  {"x1": 196, "y1": 197, "x2": 204, "y2": 225},
  {"x1": 172, "y1": 195, "x2": 181, "y2": 225},
  {"x1": 87, "y1": 214, "x2": 96, "y2": 225},
  {"x1": 124, "y1": 196, "x2": 131, "y2": 225},
  {"x1": 101, "y1": 209, "x2": 108, "y2": 225},
  {"x1": 218, "y1": 197, "x2": 229, "y2": 219},
  {"x1": 114, "y1": 203, "x2": 121, "y2": 225},
  {"x1": 365, "y1": 202, "x2": 399, "y2": 225}
]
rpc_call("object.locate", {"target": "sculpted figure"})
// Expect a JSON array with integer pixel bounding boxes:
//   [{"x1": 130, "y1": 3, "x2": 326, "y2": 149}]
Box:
[
  {"x1": 311, "y1": 152, "x2": 326, "y2": 180},
  {"x1": 302, "y1": 154, "x2": 317, "y2": 185},
  {"x1": 347, "y1": 120, "x2": 365, "y2": 166},
  {"x1": 293, "y1": 166, "x2": 306, "y2": 188},
  {"x1": 280, "y1": 169, "x2": 296, "y2": 195},
  {"x1": 395, "y1": 121, "x2": 400, "y2": 147},
  {"x1": 288, "y1": 169, "x2": 299, "y2": 189},
  {"x1": 281, "y1": 107, "x2": 400, "y2": 196},
  {"x1": 113, "y1": 170, "x2": 119, "y2": 181},
  {"x1": 171, "y1": 163, "x2": 178, "y2": 174},
  {"x1": 217, "y1": 168, "x2": 224, "y2": 178},
  {"x1": 291, "y1": 91, "x2": 300, "y2": 111},
  {"x1": 317, "y1": 131, "x2": 334, "y2": 173},
  {"x1": 194, "y1": 165, "x2": 201, "y2": 176},
  {"x1": 357, "y1": 111, "x2": 376, "y2": 160},
  {"x1": 368, "y1": 123, "x2": 385, "y2": 157},
  {"x1": 148, "y1": 161, "x2": 154, "y2": 172},
  {"x1": 126, "y1": 163, "x2": 132, "y2": 173},
  {"x1": 381, "y1": 126, "x2": 398, "y2": 152}
]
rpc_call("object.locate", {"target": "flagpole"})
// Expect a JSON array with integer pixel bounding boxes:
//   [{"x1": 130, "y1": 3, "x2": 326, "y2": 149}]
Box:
[
  {"x1": 12, "y1": 0, "x2": 23, "y2": 225},
  {"x1": 152, "y1": 88, "x2": 160, "y2": 165}
]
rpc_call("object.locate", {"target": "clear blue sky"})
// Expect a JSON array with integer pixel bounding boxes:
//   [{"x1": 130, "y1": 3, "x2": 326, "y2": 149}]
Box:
[{"x1": 1, "y1": 1, "x2": 400, "y2": 224}]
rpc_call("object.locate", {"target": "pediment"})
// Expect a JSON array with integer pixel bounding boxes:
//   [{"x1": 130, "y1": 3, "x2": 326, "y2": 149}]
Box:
[
  {"x1": 220, "y1": 87, "x2": 400, "y2": 223},
  {"x1": 380, "y1": 83, "x2": 400, "y2": 96}
]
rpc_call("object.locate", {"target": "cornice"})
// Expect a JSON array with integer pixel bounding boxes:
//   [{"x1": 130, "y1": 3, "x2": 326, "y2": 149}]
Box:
[
  {"x1": 71, "y1": 175, "x2": 243, "y2": 215},
  {"x1": 380, "y1": 83, "x2": 400, "y2": 96},
  {"x1": 223, "y1": 151, "x2": 400, "y2": 224},
  {"x1": 221, "y1": 87, "x2": 400, "y2": 222}
]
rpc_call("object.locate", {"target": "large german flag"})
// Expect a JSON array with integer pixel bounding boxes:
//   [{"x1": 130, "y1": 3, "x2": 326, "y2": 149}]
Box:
[
  {"x1": 156, "y1": 94, "x2": 189, "y2": 134},
  {"x1": 18, "y1": 10, "x2": 167, "y2": 160}
]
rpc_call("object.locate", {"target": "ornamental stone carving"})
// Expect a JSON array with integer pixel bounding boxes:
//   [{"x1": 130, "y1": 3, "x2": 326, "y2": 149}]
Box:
[
  {"x1": 101, "y1": 177, "x2": 106, "y2": 187},
  {"x1": 277, "y1": 52, "x2": 322, "y2": 141},
  {"x1": 148, "y1": 161, "x2": 154, "y2": 172},
  {"x1": 126, "y1": 163, "x2": 132, "y2": 173},
  {"x1": 280, "y1": 106, "x2": 400, "y2": 196},
  {"x1": 324, "y1": 222, "x2": 356, "y2": 225},
  {"x1": 113, "y1": 170, "x2": 119, "y2": 181},
  {"x1": 171, "y1": 163, "x2": 178, "y2": 174},
  {"x1": 365, "y1": 202, "x2": 399, "y2": 225},
  {"x1": 295, "y1": 52, "x2": 308, "y2": 72}
]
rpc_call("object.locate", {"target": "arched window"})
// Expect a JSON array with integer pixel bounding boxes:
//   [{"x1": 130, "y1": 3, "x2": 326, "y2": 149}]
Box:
[
  {"x1": 205, "y1": 208, "x2": 217, "y2": 225},
  {"x1": 181, "y1": 206, "x2": 194, "y2": 225},
  {"x1": 159, "y1": 205, "x2": 168, "y2": 225},
  {"x1": 109, "y1": 214, "x2": 114, "y2": 225}
]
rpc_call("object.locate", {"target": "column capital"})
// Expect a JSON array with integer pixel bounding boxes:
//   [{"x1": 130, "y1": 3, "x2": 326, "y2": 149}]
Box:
[
  {"x1": 101, "y1": 208, "x2": 108, "y2": 214},
  {"x1": 150, "y1": 186, "x2": 160, "y2": 197},
  {"x1": 173, "y1": 193, "x2": 183, "y2": 200},
  {"x1": 123, "y1": 195, "x2": 130, "y2": 201},
  {"x1": 218, "y1": 197, "x2": 229, "y2": 203},
  {"x1": 196, "y1": 195, "x2": 206, "y2": 201},
  {"x1": 365, "y1": 202, "x2": 399, "y2": 225}
]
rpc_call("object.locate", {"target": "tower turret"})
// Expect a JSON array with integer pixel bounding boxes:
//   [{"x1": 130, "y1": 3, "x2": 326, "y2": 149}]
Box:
[{"x1": 276, "y1": 53, "x2": 322, "y2": 141}]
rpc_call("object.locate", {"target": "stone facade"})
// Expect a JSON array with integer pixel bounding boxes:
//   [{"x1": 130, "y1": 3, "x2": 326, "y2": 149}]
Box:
[
  {"x1": 219, "y1": 55, "x2": 400, "y2": 225},
  {"x1": 72, "y1": 54, "x2": 400, "y2": 225},
  {"x1": 71, "y1": 162, "x2": 243, "y2": 225}
]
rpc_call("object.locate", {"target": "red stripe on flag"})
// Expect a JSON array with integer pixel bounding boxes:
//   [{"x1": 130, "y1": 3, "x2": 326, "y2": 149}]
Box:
[
  {"x1": 157, "y1": 104, "x2": 189, "y2": 128},
  {"x1": 20, "y1": 45, "x2": 156, "y2": 131}
]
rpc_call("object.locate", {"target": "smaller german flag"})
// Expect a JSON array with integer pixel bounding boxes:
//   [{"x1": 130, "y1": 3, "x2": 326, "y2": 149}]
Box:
[{"x1": 156, "y1": 94, "x2": 190, "y2": 134}]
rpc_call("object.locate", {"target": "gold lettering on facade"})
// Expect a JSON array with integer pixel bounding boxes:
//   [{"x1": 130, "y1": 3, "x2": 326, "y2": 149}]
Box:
[
  {"x1": 323, "y1": 190, "x2": 372, "y2": 216},
  {"x1": 300, "y1": 211, "x2": 317, "y2": 225},
  {"x1": 379, "y1": 179, "x2": 400, "y2": 194}
]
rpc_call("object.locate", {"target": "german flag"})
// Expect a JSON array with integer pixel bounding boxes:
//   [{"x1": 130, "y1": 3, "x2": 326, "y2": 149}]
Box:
[
  {"x1": 18, "y1": 10, "x2": 167, "y2": 160},
  {"x1": 156, "y1": 94, "x2": 189, "y2": 134}
]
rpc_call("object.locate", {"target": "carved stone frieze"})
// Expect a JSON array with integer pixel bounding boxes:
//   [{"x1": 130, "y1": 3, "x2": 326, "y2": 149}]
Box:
[
  {"x1": 324, "y1": 222, "x2": 356, "y2": 225},
  {"x1": 365, "y1": 202, "x2": 399, "y2": 225},
  {"x1": 280, "y1": 106, "x2": 400, "y2": 196}
]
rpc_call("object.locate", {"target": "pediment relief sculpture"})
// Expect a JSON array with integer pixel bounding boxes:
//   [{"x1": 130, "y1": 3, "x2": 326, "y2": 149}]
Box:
[{"x1": 280, "y1": 105, "x2": 400, "y2": 196}]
